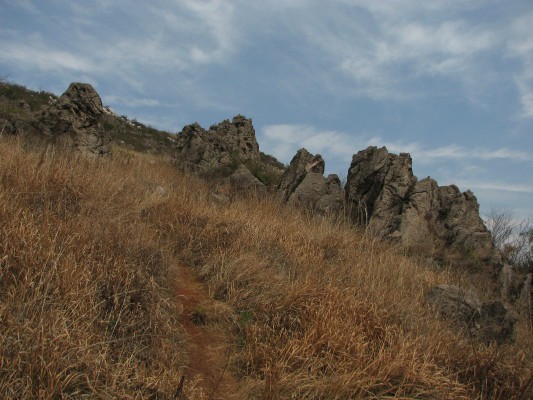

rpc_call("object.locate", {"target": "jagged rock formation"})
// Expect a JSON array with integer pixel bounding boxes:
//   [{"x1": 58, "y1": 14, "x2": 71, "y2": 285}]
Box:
[
  {"x1": 175, "y1": 115, "x2": 260, "y2": 174},
  {"x1": 278, "y1": 148, "x2": 344, "y2": 216},
  {"x1": 35, "y1": 83, "x2": 111, "y2": 155},
  {"x1": 345, "y1": 146, "x2": 499, "y2": 267},
  {"x1": 426, "y1": 284, "x2": 516, "y2": 344}
]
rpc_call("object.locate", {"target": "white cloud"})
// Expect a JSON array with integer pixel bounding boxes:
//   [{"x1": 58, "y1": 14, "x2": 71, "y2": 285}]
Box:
[
  {"x1": 0, "y1": 41, "x2": 98, "y2": 73},
  {"x1": 0, "y1": 0, "x2": 242, "y2": 91},
  {"x1": 103, "y1": 95, "x2": 161, "y2": 108},
  {"x1": 455, "y1": 181, "x2": 533, "y2": 194},
  {"x1": 261, "y1": 124, "x2": 366, "y2": 162},
  {"x1": 508, "y1": 14, "x2": 533, "y2": 118},
  {"x1": 261, "y1": 124, "x2": 533, "y2": 166},
  {"x1": 295, "y1": 4, "x2": 501, "y2": 101}
]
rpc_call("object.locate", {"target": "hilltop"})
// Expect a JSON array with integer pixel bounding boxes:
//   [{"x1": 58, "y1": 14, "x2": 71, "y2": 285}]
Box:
[{"x1": 0, "y1": 80, "x2": 531, "y2": 399}]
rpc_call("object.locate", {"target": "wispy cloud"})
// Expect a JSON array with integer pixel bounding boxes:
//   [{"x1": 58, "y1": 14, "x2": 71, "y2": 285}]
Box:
[
  {"x1": 103, "y1": 95, "x2": 161, "y2": 108},
  {"x1": 0, "y1": 0, "x2": 241, "y2": 91},
  {"x1": 260, "y1": 124, "x2": 365, "y2": 162},
  {"x1": 454, "y1": 181, "x2": 533, "y2": 194},
  {"x1": 1, "y1": 41, "x2": 98, "y2": 73},
  {"x1": 507, "y1": 13, "x2": 533, "y2": 118},
  {"x1": 261, "y1": 124, "x2": 533, "y2": 165},
  {"x1": 290, "y1": 1, "x2": 502, "y2": 102}
]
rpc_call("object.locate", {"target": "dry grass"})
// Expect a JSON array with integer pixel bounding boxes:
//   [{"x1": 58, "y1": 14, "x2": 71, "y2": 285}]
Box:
[
  {"x1": 0, "y1": 137, "x2": 531, "y2": 399},
  {"x1": 0, "y1": 138, "x2": 185, "y2": 398}
]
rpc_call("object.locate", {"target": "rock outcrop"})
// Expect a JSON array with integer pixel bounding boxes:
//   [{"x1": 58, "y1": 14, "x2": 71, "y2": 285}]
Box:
[
  {"x1": 426, "y1": 284, "x2": 516, "y2": 344},
  {"x1": 278, "y1": 148, "x2": 344, "y2": 217},
  {"x1": 35, "y1": 83, "x2": 111, "y2": 155},
  {"x1": 345, "y1": 146, "x2": 499, "y2": 267},
  {"x1": 175, "y1": 115, "x2": 260, "y2": 174}
]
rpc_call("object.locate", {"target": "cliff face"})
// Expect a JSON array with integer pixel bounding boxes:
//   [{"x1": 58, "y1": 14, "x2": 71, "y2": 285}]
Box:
[{"x1": 345, "y1": 146, "x2": 500, "y2": 268}]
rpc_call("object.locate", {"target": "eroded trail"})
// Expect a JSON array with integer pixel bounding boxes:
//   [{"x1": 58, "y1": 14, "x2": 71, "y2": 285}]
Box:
[{"x1": 173, "y1": 262, "x2": 242, "y2": 400}]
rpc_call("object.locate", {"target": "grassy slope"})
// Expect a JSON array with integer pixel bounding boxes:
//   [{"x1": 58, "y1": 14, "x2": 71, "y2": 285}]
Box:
[{"x1": 0, "y1": 137, "x2": 531, "y2": 399}]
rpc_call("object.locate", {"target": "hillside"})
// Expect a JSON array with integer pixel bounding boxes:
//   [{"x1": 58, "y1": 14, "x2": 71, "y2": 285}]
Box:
[
  {"x1": 0, "y1": 80, "x2": 176, "y2": 155},
  {"x1": 0, "y1": 81, "x2": 532, "y2": 399}
]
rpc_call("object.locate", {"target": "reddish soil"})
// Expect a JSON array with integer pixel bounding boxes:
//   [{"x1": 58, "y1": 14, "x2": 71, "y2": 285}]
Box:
[{"x1": 173, "y1": 263, "x2": 242, "y2": 400}]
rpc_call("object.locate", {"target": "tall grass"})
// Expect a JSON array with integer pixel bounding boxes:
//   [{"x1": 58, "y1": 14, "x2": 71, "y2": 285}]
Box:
[
  {"x1": 0, "y1": 139, "x2": 185, "y2": 398},
  {"x1": 0, "y1": 137, "x2": 530, "y2": 399}
]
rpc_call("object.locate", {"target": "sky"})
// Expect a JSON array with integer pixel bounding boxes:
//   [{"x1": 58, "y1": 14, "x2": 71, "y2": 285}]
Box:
[{"x1": 1, "y1": 0, "x2": 532, "y2": 221}]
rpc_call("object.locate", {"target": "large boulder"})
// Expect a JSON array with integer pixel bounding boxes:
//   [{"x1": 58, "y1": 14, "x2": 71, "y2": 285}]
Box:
[
  {"x1": 345, "y1": 146, "x2": 500, "y2": 268},
  {"x1": 426, "y1": 284, "x2": 516, "y2": 344},
  {"x1": 35, "y1": 83, "x2": 110, "y2": 155},
  {"x1": 175, "y1": 115, "x2": 260, "y2": 174}
]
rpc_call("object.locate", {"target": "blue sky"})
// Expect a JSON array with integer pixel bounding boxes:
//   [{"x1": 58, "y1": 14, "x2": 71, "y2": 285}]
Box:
[{"x1": 1, "y1": 0, "x2": 532, "y2": 220}]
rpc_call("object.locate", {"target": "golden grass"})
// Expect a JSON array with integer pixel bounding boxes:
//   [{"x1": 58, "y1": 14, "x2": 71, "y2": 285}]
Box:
[{"x1": 0, "y1": 137, "x2": 531, "y2": 399}]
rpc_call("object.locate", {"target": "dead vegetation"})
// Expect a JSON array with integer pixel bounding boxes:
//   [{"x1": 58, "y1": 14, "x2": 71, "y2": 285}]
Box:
[{"x1": 0, "y1": 137, "x2": 531, "y2": 399}]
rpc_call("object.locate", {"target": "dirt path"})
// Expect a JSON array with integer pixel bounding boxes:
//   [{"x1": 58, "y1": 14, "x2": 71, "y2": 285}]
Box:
[{"x1": 173, "y1": 262, "x2": 242, "y2": 400}]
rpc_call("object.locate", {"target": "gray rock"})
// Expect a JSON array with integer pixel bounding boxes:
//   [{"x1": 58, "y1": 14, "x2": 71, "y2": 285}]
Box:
[
  {"x1": 277, "y1": 149, "x2": 345, "y2": 217},
  {"x1": 0, "y1": 119, "x2": 16, "y2": 135},
  {"x1": 315, "y1": 174, "x2": 345, "y2": 217},
  {"x1": 345, "y1": 146, "x2": 500, "y2": 268},
  {"x1": 426, "y1": 284, "x2": 516, "y2": 343},
  {"x1": 175, "y1": 115, "x2": 260, "y2": 174},
  {"x1": 345, "y1": 146, "x2": 415, "y2": 230},
  {"x1": 501, "y1": 264, "x2": 533, "y2": 317},
  {"x1": 17, "y1": 100, "x2": 31, "y2": 112},
  {"x1": 229, "y1": 164, "x2": 265, "y2": 194},
  {"x1": 277, "y1": 148, "x2": 325, "y2": 202},
  {"x1": 288, "y1": 172, "x2": 327, "y2": 208},
  {"x1": 35, "y1": 83, "x2": 110, "y2": 156},
  {"x1": 426, "y1": 284, "x2": 481, "y2": 326}
]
